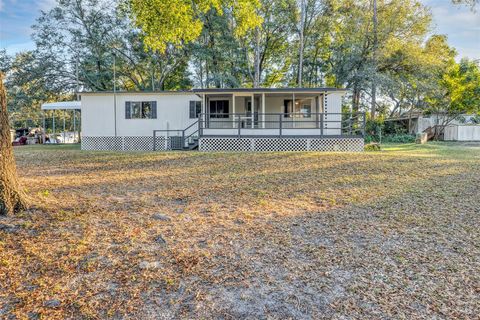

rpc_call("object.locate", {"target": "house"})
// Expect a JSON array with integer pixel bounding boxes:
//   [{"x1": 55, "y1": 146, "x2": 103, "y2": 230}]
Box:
[{"x1": 80, "y1": 88, "x2": 366, "y2": 152}]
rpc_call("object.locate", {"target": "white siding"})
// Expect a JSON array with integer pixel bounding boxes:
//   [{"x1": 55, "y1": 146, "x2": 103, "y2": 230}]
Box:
[
  {"x1": 445, "y1": 125, "x2": 480, "y2": 141},
  {"x1": 81, "y1": 92, "x2": 200, "y2": 137}
]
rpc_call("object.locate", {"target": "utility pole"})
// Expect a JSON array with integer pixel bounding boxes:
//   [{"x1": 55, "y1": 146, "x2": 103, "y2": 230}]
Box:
[
  {"x1": 371, "y1": 0, "x2": 378, "y2": 119},
  {"x1": 75, "y1": 53, "x2": 81, "y2": 143},
  {"x1": 113, "y1": 52, "x2": 117, "y2": 137}
]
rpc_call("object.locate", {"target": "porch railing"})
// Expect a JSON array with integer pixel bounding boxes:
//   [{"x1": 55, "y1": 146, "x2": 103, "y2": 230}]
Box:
[{"x1": 199, "y1": 112, "x2": 366, "y2": 137}]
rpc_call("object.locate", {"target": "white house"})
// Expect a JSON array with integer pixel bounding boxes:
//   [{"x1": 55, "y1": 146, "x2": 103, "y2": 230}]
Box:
[{"x1": 80, "y1": 88, "x2": 365, "y2": 152}]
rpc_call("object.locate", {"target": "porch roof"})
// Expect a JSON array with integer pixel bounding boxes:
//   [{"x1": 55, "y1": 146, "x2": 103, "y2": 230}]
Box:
[{"x1": 192, "y1": 87, "x2": 345, "y2": 94}]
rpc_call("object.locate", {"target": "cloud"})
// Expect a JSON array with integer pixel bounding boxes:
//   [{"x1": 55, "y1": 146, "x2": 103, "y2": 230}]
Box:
[
  {"x1": 3, "y1": 41, "x2": 35, "y2": 55},
  {"x1": 37, "y1": 0, "x2": 57, "y2": 12},
  {"x1": 422, "y1": 0, "x2": 480, "y2": 60}
]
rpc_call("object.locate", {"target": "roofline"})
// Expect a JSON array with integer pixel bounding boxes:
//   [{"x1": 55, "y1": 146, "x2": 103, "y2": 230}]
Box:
[
  {"x1": 79, "y1": 87, "x2": 346, "y2": 95},
  {"x1": 192, "y1": 87, "x2": 346, "y2": 93}
]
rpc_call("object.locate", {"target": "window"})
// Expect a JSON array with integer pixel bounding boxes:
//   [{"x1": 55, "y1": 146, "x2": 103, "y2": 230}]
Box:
[
  {"x1": 300, "y1": 104, "x2": 311, "y2": 118},
  {"x1": 209, "y1": 100, "x2": 229, "y2": 118},
  {"x1": 284, "y1": 99, "x2": 312, "y2": 118},
  {"x1": 189, "y1": 101, "x2": 202, "y2": 118},
  {"x1": 125, "y1": 101, "x2": 157, "y2": 119}
]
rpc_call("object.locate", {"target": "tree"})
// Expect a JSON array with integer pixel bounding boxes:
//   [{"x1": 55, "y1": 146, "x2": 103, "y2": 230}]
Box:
[
  {"x1": 130, "y1": 0, "x2": 263, "y2": 53},
  {"x1": 425, "y1": 59, "x2": 480, "y2": 138},
  {"x1": 32, "y1": 0, "x2": 190, "y2": 92},
  {"x1": 452, "y1": 0, "x2": 479, "y2": 9},
  {"x1": 0, "y1": 72, "x2": 28, "y2": 215},
  {"x1": 327, "y1": 0, "x2": 431, "y2": 114}
]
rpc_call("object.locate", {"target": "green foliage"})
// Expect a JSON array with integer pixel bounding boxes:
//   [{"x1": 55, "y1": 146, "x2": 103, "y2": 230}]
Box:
[
  {"x1": 364, "y1": 142, "x2": 381, "y2": 151},
  {"x1": 382, "y1": 134, "x2": 416, "y2": 143},
  {"x1": 3, "y1": 0, "x2": 478, "y2": 124},
  {"x1": 130, "y1": 0, "x2": 263, "y2": 53}
]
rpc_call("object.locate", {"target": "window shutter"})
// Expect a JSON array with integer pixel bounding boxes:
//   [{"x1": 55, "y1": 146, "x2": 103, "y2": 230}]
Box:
[
  {"x1": 151, "y1": 101, "x2": 157, "y2": 119},
  {"x1": 189, "y1": 101, "x2": 195, "y2": 118},
  {"x1": 125, "y1": 101, "x2": 131, "y2": 119}
]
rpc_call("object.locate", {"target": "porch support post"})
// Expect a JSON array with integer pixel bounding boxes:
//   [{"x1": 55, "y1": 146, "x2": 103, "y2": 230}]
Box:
[
  {"x1": 251, "y1": 93, "x2": 255, "y2": 128},
  {"x1": 52, "y1": 111, "x2": 56, "y2": 143},
  {"x1": 63, "y1": 109, "x2": 66, "y2": 143},
  {"x1": 232, "y1": 93, "x2": 236, "y2": 128},
  {"x1": 42, "y1": 112, "x2": 46, "y2": 144},
  {"x1": 202, "y1": 94, "x2": 206, "y2": 130},
  {"x1": 73, "y1": 110, "x2": 76, "y2": 143},
  {"x1": 292, "y1": 92, "x2": 295, "y2": 129},
  {"x1": 261, "y1": 93, "x2": 265, "y2": 129}
]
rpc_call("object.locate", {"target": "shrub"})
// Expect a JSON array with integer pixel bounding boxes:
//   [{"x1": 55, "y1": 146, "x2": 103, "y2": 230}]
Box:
[
  {"x1": 382, "y1": 134, "x2": 416, "y2": 143},
  {"x1": 364, "y1": 142, "x2": 381, "y2": 151}
]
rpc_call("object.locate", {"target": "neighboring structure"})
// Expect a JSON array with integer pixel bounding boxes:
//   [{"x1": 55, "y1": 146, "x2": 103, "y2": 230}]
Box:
[
  {"x1": 80, "y1": 88, "x2": 366, "y2": 152},
  {"x1": 444, "y1": 125, "x2": 480, "y2": 141},
  {"x1": 386, "y1": 111, "x2": 478, "y2": 135},
  {"x1": 41, "y1": 101, "x2": 82, "y2": 143}
]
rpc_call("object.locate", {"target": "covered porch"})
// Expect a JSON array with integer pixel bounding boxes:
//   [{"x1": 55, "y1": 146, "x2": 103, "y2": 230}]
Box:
[{"x1": 193, "y1": 88, "x2": 364, "y2": 138}]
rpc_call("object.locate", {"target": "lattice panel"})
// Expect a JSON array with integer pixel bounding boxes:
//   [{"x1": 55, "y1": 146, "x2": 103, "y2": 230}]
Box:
[
  {"x1": 154, "y1": 137, "x2": 171, "y2": 151},
  {"x1": 309, "y1": 138, "x2": 364, "y2": 152},
  {"x1": 199, "y1": 138, "x2": 252, "y2": 152},
  {"x1": 254, "y1": 138, "x2": 308, "y2": 151},
  {"x1": 82, "y1": 136, "x2": 173, "y2": 151},
  {"x1": 81, "y1": 136, "x2": 123, "y2": 151},
  {"x1": 199, "y1": 137, "x2": 363, "y2": 152},
  {"x1": 123, "y1": 136, "x2": 154, "y2": 151}
]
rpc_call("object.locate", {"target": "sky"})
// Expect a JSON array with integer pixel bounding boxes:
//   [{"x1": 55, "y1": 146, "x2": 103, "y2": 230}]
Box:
[{"x1": 0, "y1": 0, "x2": 479, "y2": 60}]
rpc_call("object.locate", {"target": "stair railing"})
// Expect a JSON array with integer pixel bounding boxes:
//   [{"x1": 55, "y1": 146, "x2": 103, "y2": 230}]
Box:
[{"x1": 153, "y1": 120, "x2": 199, "y2": 151}]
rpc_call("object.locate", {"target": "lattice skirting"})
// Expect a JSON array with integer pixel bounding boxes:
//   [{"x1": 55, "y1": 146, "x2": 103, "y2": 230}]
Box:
[
  {"x1": 81, "y1": 136, "x2": 171, "y2": 151},
  {"x1": 199, "y1": 137, "x2": 364, "y2": 152}
]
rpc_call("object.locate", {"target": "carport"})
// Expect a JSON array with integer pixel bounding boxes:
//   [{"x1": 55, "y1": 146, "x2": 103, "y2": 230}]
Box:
[{"x1": 41, "y1": 101, "x2": 81, "y2": 143}]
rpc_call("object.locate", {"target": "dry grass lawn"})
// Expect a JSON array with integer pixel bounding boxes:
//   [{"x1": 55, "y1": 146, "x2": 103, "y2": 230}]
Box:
[{"x1": 1, "y1": 143, "x2": 479, "y2": 319}]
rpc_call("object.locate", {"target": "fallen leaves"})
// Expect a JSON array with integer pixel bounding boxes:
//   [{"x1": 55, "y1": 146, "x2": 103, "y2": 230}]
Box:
[{"x1": 0, "y1": 143, "x2": 479, "y2": 318}]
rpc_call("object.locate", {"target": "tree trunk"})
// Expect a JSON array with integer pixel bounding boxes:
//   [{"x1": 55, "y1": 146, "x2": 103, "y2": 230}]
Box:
[
  {"x1": 253, "y1": 27, "x2": 261, "y2": 88},
  {"x1": 0, "y1": 72, "x2": 28, "y2": 215},
  {"x1": 370, "y1": 0, "x2": 378, "y2": 119},
  {"x1": 297, "y1": 0, "x2": 306, "y2": 87},
  {"x1": 352, "y1": 84, "x2": 360, "y2": 113}
]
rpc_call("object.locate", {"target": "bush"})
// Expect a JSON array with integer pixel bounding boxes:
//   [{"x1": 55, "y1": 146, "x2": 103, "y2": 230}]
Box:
[
  {"x1": 364, "y1": 142, "x2": 381, "y2": 151},
  {"x1": 382, "y1": 134, "x2": 416, "y2": 143}
]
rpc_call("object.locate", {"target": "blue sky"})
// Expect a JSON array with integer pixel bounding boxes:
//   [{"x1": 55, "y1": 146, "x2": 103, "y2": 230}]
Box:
[{"x1": 0, "y1": 0, "x2": 479, "y2": 59}]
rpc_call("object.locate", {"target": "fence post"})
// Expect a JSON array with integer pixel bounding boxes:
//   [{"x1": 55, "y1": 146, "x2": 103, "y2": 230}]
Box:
[
  {"x1": 182, "y1": 130, "x2": 185, "y2": 148},
  {"x1": 320, "y1": 113, "x2": 324, "y2": 137},
  {"x1": 238, "y1": 115, "x2": 241, "y2": 138},
  {"x1": 362, "y1": 113, "x2": 366, "y2": 137},
  {"x1": 349, "y1": 114, "x2": 353, "y2": 136},
  {"x1": 279, "y1": 114, "x2": 283, "y2": 137},
  {"x1": 153, "y1": 131, "x2": 156, "y2": 151},
  {"x1": 198, "y1": 116, "x2": 202, "y2": 137}
]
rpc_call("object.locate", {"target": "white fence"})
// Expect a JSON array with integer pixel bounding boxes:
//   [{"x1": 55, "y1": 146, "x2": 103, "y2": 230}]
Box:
[{"x1": 444, "y1": 125, "x2": 480, "y2": 141}]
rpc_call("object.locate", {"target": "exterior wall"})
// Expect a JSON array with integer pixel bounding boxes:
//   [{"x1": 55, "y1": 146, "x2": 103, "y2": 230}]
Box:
[
  {"x1": 81, "y1": 90, "x2": 349, "y2": 151},
  {"x1": 444, "y1": 125, "x2": 480, "y2": 141},
  {"x1": 81, "y1": 92, "x2": 200, "y2": 137},
  {"x1": 324, "y1": 93, "x2": 342, "y2": 135}
]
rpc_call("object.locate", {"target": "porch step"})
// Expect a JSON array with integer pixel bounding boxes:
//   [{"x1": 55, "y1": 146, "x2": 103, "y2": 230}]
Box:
[{"x1": 183, "y1": 138, "x2": 199, "y2": 151}]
